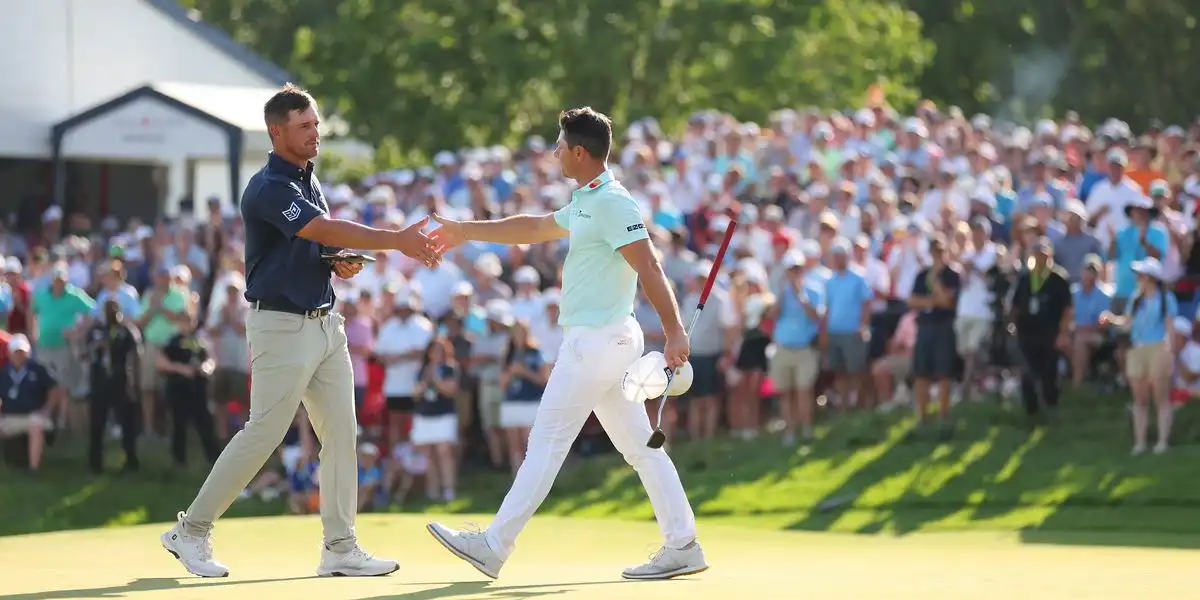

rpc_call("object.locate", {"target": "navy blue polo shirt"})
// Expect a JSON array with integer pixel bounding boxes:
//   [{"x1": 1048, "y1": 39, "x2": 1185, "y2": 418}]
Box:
[
  {"x1": 0, "y1": 360, "x2": 57, "y2": 414},
  {"x1": 242, "y1": 153, "x2": 339, "y2": 311}
]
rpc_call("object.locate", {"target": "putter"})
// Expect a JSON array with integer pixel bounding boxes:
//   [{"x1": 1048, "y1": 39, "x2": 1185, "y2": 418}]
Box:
[{"x1": 647, "y1": 211, "x2": 739, "y2": 449}]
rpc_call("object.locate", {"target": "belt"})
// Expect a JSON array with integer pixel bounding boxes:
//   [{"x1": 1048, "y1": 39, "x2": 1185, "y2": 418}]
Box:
[{"x1": 252, "y1": 300, "x2": 332, "y2": 319}]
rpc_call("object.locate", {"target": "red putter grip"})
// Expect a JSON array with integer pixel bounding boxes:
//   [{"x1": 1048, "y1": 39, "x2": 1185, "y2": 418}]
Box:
[{"x1": 698, "y1": 210, "x2": 738, "y2": 307}]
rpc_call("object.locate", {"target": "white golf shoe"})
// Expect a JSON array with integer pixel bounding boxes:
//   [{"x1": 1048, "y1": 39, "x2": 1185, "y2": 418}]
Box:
[
  {"x1": 160, "y1": 512, "x2": 230, "y2": 578},
  {"x1": 426, "y1": 522, "x2": 505, "y2": 579},
  {"x1": 316, "y1": 544, "x2": 399, "y2": 577},
  {"x1": 622, "y1": 542, "x2": 709, "y2": 580}
]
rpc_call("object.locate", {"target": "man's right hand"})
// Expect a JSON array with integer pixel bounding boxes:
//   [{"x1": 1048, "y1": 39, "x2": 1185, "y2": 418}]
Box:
[
  {"x1": 428, "y1": 214, "x2": 467, "y2": 253},
  {"x1": 395, "y1": 217, "x2": 442, "y2": 267}
]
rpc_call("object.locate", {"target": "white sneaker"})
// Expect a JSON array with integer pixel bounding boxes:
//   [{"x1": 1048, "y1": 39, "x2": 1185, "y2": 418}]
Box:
[
  {"x1": 1154, "y1": 441, "x2": 1169, "y2": 455},
  {"x1": 1132, "y1": 443, "x2": 1147, "y2": 456},
  {"x1": 316, "y1": 544, "x2": 399, "y2": 577},
  {"x1": 622, "y1": 542, "x2": 709, "y2": 580},
  {"x1": 426, "y1": 522, "x2": 504, "y2": 579},
  {"x1": 160, "y1": 512, "x2": 230, "y2": 578}
]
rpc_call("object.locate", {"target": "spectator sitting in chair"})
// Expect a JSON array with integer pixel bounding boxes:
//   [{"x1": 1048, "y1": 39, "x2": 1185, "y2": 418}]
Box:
[
  {"x1": 1069, "y1": 254, "x2": 1113, "y2": 388},
  {"x1": 0, "y1": 334, "x2": 63, "y2": 472},
  {"x1": 1172, "y1": 318, "x2": 1200, "y2": 402}
]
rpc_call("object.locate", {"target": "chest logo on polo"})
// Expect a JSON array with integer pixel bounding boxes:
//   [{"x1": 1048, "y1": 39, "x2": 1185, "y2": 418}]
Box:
[
  {"x1": 588, "y1": 179, "x2": 602, "y2": 189},
  {"x1": 282, "y1": 202, "x2": 302, "y2": 222},
  {"x1": 574, "y1": 209, "x2": 591, "y2": 219}
]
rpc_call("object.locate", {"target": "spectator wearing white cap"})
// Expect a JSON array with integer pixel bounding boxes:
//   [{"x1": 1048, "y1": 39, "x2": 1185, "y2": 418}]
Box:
[
  {"x1": 470, "y1": 252, "x2": 513, "y2": 306},
  {"x1": 0, "y1": 334, "x2": 62, "y2": 471},
  {"x1": 41, "y1": 205, "x2": 64, "y2": 246},
  {"x1": 822, "y1": 239, "x2": 873, "y2": 409},
  {"x1": 160, "y1": 228, "x2": 211, "y2": 295},
  {"x1": 356, "y1": 442, "x2": 385, "y2": 511},
  {"x1": 1148, "y1": 179, "x2": 1190, "y2": 283},
  {"x1": 530, "y1": 288, "x2": 564, "y2": 365},
  {"x1": 1101, "y1": 257, "x2": 1177, "y2": 454},
  {"x1": 1086, "y1": 148, "x2": 1144, "y2": 249},
  {"x1": 1054, "y1": 201, "x2": 1104, "y2": 283},
  {"x1": 1111, "y1": 194, "x2": 1168, "y2": 315},
  {"x1": 472, "y1": 299, "x2": 513, "y2": 469},
  {"x1": 353, "y1": 251, "x2": 406, "y2": 299},
  {"x1": 510, "y1": 266, "x2": 545, "y2": 326},
  {"x1": 1172, "y1": 317, "x2": 1200, "y2": 401},
  {"x1": 4, "y1": 257, "x2": 32, "y2": 337},
  {"x1": 376, "y1": 292, "x2": 434, "y2": 450},
  {"x1": 955, "y1": 219, "x2": 998, "y2": 399},
  {"x1": 32, "y1": 262, "x2": 94, "y2": 429},
  {"x1": 1069, "y1": 255, "x2": 1113, "y2": 388},
  {"x1": 886, "y1": 219, "x2": 931, "y2": 302},
  {"x1": 768, "y1": 250, "x2": 823, "y2": 443},
  {"x1": 919, "y1": 162, "x2": 968, "y2": 223}
]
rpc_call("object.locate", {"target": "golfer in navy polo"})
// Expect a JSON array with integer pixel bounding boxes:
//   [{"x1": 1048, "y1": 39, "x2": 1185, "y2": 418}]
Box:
[{"x1": 162, "y1": 84, "x2": 440, "y2": 578}]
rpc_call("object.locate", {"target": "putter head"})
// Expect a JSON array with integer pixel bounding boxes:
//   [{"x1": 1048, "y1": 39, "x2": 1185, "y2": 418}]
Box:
[{"x1": 647, "y1": 429, "x2": 667, "y2": 449}]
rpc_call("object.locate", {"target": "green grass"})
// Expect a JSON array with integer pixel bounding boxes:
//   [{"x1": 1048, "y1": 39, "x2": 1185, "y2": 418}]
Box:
[{"x1": 7, "y1": 390, "x2": 1200, "y2": 544}]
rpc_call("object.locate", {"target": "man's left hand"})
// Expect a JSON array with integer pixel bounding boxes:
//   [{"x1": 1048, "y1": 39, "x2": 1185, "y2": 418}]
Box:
[{"x1": 332, "y1": 260, "x2": 364, "y2": 279}]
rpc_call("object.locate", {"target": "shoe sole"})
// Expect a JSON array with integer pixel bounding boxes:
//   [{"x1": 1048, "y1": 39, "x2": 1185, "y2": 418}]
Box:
[
  {"x1": 316, "y1": 563, "x2": 400, "y2": 577},
  {"x1": 622, "y1": 564, "x2": 710, "y2": 580},
  {"x1": 160, "y1": 535, "x2": 229, "y2": 578},
  {"x1": 426, "y1": 524, "x2": 500, "y2": 580}
]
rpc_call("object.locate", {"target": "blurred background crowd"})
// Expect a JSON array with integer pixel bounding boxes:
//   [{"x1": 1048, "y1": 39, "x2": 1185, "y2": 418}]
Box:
[{"x1": 4, "y1": 100, "x2": 1200, "y2": 513}]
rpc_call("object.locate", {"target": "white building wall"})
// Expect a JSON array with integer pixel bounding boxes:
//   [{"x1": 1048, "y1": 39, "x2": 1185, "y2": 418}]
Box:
[{"x1": 0, "y1": 0, "x2": 276, "y2": 159}]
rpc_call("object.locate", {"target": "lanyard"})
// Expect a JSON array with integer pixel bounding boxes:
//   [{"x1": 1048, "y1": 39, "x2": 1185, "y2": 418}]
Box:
[
  {"x1": 9, "y1": 366, "x2": 27, "y2": 387},
  {"x1": 1030, "y1": 269, "x2": 1047, "y2": 294}
]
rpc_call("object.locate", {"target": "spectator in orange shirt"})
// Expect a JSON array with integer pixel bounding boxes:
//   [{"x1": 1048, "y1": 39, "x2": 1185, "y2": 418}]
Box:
[{"x1": 1126, "y1": 137, "x2": 1164, "y2": 194}]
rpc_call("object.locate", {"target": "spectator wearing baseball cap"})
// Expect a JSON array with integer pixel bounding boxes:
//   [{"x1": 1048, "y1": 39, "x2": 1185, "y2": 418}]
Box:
[
  {"x1": 1111, "y1": 194, "x2": 1168, "y2": 315},
  {"x1": 31, "y1": 262, "x2": 95, "y2": 424},
  {"x1": 1054, "y1": 201, "x2": 1104, "y2": 283},
  {"x1": 822, "y1": 239, "x2": 874, "y2": 409},
  {"x1": 0, "y1": 334, "x2": 61, "y2": 472},
  {"x1": 1085, "y1": 147, "x2": 1143, "y2": 248},
  {"x1": 770, "y1": 250, "x2": 824, "y2": 444},
  {"x1": 1009, "y1": 237, "x2": 1073, "y2": 420},
  {"x1": 376, "y1": 292, "x2": 434, "y2": 451},
  {"x1": 1069, "y1": 254, "x2": 1113, "y2": 388},
  {"x1": 908, "y1": 234, "x2": 961, "y2": 440},
  {"x1": 3, "y1": 257, "x2": 33, "y2": 337},
  {"x1": 1100, "y1": 256, "x2": 1178, "y2": 454}
]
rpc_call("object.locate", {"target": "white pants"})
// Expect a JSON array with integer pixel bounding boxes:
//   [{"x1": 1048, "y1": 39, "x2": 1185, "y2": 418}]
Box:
[{"x1": 486, "y1": 316, "x2": 697, "y2": 559}]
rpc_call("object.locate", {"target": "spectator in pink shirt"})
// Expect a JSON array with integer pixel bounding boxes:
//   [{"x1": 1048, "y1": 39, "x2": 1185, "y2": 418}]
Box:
[
  {"x1": 871, "y1": 310, "x2": 918, "y2": 407},
  {"x1": 342, "y1": 291, "x2": 375, "y2": 411}
]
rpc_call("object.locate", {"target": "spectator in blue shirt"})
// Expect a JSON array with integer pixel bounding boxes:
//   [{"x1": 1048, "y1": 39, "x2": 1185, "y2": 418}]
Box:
[
  {"x1": 768, "y1": 250, "x2": 824, "y2": 443},
  {"x1": 1069, "y1": 255, "x2": 1112, "y2": 387},
  {"x1": 1101, "y1": 257, "x2": 1177, "y2": 455},
  {"x1": 1111, "y1": 196, "x2": 1168, "y2": 313},
  {"x1": 92, "y1": 261, "x2": 141, "y2": 321},
  {"x1": 357, "y1": 442, "x2": 384, "y2": 512},
  {"x1": 822, "y1": 240, "x2": 873, "y2": 410}
]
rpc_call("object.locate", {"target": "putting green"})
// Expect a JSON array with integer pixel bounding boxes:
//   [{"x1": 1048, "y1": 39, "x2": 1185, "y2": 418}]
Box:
[{"x1": 1, "y1": 514, "x2": 1195, "y2": 599}]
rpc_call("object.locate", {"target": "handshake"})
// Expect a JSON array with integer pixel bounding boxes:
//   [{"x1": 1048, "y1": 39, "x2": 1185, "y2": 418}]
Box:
[{"x1": 366, "y1": 214, "x2": 466, "y2": 269}]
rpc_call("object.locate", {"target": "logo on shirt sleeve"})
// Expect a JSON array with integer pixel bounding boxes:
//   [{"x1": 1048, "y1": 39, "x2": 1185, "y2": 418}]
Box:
[
  {"x1": 282, "y1": 202, "x2": 302, "y2": 222},
  {"x1": 626, "y1": 223, "x2": 646, "y2": 233}
]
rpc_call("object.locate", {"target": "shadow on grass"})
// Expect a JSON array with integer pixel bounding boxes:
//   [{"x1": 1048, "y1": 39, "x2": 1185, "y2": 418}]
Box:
[
  {"x1": 357, "y1": 579, "x2": 641, "y2": 600},
  {"x1": 0, "y1": 576, "x2": 316, "y2": 600}
]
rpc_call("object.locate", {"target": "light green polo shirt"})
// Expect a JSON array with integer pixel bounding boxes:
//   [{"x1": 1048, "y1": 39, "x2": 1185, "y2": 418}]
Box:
[
  {"x1": 32, "y1": 285, "x2": 96, "y2": 348},
  {"x1": 552, "y1": 170, "x2": 650, "y2": 327},
  {"x1": 140, "y1": 286, "x2": 189, "y2": 347}
]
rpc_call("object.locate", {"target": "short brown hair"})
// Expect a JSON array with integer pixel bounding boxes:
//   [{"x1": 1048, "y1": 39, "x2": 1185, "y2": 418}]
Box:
[{"x1": 263, "y1": 83, "x2": 315, "y2": 128}]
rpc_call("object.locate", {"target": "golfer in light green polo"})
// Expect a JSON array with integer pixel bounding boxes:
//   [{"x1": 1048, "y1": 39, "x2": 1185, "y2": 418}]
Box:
[{"x1": 425, "y1": 107, "x2": 708, "y2": 581}]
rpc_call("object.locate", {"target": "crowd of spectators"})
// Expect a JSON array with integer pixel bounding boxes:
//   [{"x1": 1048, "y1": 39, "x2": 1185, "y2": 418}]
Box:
[{"x1": 3, "y1": 100, "x2": 1200, "y2": 511}]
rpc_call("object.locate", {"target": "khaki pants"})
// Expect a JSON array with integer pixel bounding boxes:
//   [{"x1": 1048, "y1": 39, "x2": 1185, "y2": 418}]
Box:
[
  {"x1": 182, "y1": 310, "x2": 359, "y2": 551},
  {"x1": 39, "y1": 345, "x2": 83, "y2": 398}
]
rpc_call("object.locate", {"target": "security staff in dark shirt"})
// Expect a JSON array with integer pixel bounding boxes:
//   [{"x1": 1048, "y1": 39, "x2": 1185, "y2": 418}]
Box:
[
  {"x1": 158, "y1": 317, "x2": 221, "y2": 467},
  {"x1": 908, "y1": 234, "x2": 961, "y2": 439},
  {"x1": 85, "y1": 298, "x2": 142, "y2": 473},
  {"x1": 1008, "y1": 236, "x2": 1073, "y2": 419},
  {"x1": 164, "y1": 84, "x2": 440, "y2": 578}
]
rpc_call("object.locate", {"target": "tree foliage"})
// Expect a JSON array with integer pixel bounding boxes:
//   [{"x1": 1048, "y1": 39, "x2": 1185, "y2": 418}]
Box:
[{"x1": 178, "y1": 0, "x2": 1200, "y2": 165}]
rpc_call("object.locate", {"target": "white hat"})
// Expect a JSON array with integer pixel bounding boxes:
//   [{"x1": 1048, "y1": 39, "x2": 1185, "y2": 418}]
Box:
[
  {"x1": 1036, "y1": 119, "x2": 1059, "y2": 137},
  {"x1": 42, "y1": 205, "x2": 63, "y2": 223},
  {"x1": 357, "y1": 442, "x2": 380, "y2": 457},
  {"x1": 393, "y1": 292, "x2": 418, "y2": 309},
  {"x1": 1106, "y1": 148, "x2": 1129, "y2": 166},
  {"x1": 620, "y1": 351, "x2": 694, "y2": 402},
  {"x1": 170, "y1": 265, "x2": 191, "y2": 283},
  {"x1": 1174, "y1": 317, "x2": 1193, "y2": 337},
  {"x1": 514, "y1": 265, "x2": 540, "y2": 285},
  {"x1": 781, "y1": 249, "x2": 806, "y2": 269},
  {"x1": 434, "y1": 150, "x2": 457, "y2": 167},
  {"x1": 3, "y1": 257, "x2": 21, "y2": 274},
  {"x1": 452, "y1": 281, "x2": 474, "y2": 296},
  {"x1": 8, "y1": 334, "x2": 31, "y2": 354},
  {"x1": 474, "y1": 253, "x2": 503, "y2": 278},
  {"x1": 854, "y1": 108, "x2": 876, "y2": 127},
  {"x1": 1131, "y1": 257, "x2": 1164, "y2": 280},
  {"x1": 366, "y1": 185, "x2": 395, "y2": 205},
  {"x1": 693, "y1": 260, "x2": 714, "y2": 278},
  {"x1": 485, "y1": 299, "x2": 514, "y2": 326},
  {"x1": 541, "y1": 288, "x2": 562, "y2": 305}
]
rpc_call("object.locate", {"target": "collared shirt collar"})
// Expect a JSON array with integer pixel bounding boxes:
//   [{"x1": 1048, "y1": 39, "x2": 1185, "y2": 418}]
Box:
[
  {"x1": 267, "y1": 152, "x2": 315, "y2": 180},
  {"x1": 573, "y1": 169, "x2": 614, "y2": 195}
]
